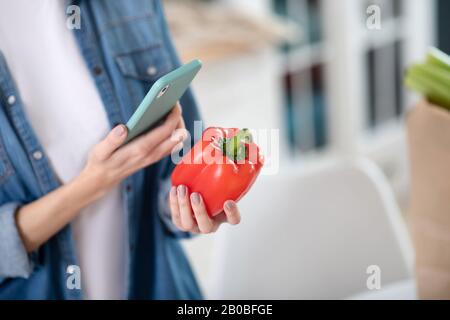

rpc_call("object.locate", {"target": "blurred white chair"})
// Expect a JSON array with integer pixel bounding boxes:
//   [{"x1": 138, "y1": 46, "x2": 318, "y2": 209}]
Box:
[{"x1": 206, "y1": 158, "x2": 414, "y2": 299}]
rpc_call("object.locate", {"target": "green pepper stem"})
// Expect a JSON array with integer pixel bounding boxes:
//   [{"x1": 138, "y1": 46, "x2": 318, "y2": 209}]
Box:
[{"x1": 220, "y1": 129, "x2": 253, "y2": 162}]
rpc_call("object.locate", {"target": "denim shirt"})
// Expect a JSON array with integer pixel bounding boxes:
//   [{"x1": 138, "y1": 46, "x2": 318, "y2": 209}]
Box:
[{"x1": 0, "y1": 0, "x2": 202, "y2": 299}]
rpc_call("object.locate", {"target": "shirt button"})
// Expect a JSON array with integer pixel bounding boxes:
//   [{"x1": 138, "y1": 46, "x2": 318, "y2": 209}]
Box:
[
  {"x1": 32, "y1": 151, "x2": 43, "y2": 160},
  {"x1": 7, "y1": 95, "x2": 16, "y2": 105},
  {"x1": 146, "y1": 66, "x2": 158, "y2": 76},
  {"x1": 93, "y1": 66, "x2": 103, "y2": 75},
  {"x1": 126, "y1": 185, "x2": 132, "y2": 193}
]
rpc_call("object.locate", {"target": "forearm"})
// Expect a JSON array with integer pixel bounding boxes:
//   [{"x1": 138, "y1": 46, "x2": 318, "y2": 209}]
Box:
[{"x1": 15, "y1": 172, "x2": 103, "y2": 253}]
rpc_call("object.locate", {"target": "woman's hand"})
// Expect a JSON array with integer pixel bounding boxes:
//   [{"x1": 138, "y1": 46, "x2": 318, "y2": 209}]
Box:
[
  {"x1": 79, "y1": 104, "x2": 185, "y2": 200},
  {"x1": 169, "y1": 185, "x2": 241, "y2": 234},
  {"x1": 16, "y1": 104, "x2": 185, "y2": 252}
]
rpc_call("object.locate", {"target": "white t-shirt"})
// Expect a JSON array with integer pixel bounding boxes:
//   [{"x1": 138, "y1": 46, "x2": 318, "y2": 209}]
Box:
[{"x1": 0, "y1": 0, "x2": 127, "y2": 299}]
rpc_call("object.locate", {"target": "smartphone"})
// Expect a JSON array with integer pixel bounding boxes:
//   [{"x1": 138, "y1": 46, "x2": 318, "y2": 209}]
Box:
[{"x1": 124, "y1": 59, "x2": 202, "y2": 144}]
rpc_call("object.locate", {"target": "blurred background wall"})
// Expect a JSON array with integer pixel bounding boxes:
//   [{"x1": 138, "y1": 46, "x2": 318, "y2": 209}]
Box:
[{"x1": 163, "y1": 0, "x2": 440, "y2": 298}]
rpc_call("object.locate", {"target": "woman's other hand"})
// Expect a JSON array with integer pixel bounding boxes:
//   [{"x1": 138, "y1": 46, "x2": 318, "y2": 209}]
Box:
[{"x1": 169, "y1": 185, "x2": 241, "y2": 234}]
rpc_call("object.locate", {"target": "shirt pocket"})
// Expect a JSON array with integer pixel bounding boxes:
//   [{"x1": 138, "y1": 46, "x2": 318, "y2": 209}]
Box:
[
  {"x1": 115, "y1": 44, "x2": 173, "y2": 83},
  {"x1": 0, "y1": 135, "x2": 13, "y2": 185}
]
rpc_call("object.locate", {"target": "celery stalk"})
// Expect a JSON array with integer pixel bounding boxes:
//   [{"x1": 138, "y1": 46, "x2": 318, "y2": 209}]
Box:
[
  {"x1": 405, "y1": 47, "x2": 450, "y2": 111},
  {"x1": 409, "y1": 63, "x2": 450, "y2": 86},
  {"x1": 426, "y1": 47, "x2": 450, "y2": 74},
  {"x1": 406, "y1": 68, "x2": 450, "y2": 109},
  {"x1": 406, "y1": 68, "x2": 450, "y2": 102},
  {"x1": 406, "y1": 77, "x2": 450, "y2": 109}
]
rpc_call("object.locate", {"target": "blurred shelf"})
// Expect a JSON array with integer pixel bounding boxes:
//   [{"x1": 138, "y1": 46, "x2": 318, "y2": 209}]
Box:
[
  {"x1": 165, "y1": 0, "x2": 294, "y2": 64},
  {"x1": 269, "y1": 0, "x2": 433, "y2": 196},
  {"x1": 285, "y1": 42, "x2": 328, "y2": 73},
  {"x1": 360, "y1": 17, "x2": 408, "y2": 51}
]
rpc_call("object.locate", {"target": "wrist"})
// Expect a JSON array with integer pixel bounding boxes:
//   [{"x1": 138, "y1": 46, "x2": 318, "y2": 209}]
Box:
[{"x1": 72, "y1": 168, "x2": 108, "y2": 204}]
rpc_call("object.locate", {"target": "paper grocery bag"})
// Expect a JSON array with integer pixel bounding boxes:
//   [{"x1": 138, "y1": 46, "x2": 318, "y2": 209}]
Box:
[{"x1": 407, "y1": 100, "x2": 450, "y2": 299}]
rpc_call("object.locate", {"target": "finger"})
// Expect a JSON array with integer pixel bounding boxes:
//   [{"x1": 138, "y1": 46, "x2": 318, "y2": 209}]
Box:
[
  {"x1": 138, "y1": 104, "x2": 182, "y2": 148},
  {"x1": 140, "y1": 134, "x2": 184, "y2": 167},
  {"x1": 169, "y1": 186, "x2": 183, "y2": 230},
  {"x1": 177, "y1": 185, "x2": 196, "y2": 231},
  {"x1": 223, "y1": 200, "x2": 241, "y2": 225},
  {"x1": 176, "y1": 114, "x2": 186, "y2": 130},
  {"x1": 170, "y1": 117, "x2": 190, "y2": 151},
  {"x1": 190, "y1": 193, "x2": 214, "y2": 233},
  {"x1": 175, "y1": 104, "x2": 187, "y2": 143},
  {"x1": 153, "y1": 114, "x2": 188, "y2": 158},
  {"x1": 114, "y1": 105, "x2": 182, "y2": 163},
  {"x1": 92, "y1": 124, "x2": 128, "y2": 160},
  {"x1": 172, "y1": 117, "x2": 188, "y2": 144},
  {"x1": 141, "y1": 120, "x2": 188, "y2": 166}
]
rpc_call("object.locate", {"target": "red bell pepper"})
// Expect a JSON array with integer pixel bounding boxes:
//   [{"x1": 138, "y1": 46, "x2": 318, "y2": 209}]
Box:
[{"x1": 171, "y1": 127, "x2": 264, "y2": 217}]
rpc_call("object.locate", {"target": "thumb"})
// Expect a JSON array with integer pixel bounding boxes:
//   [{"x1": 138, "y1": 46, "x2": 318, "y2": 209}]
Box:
[{"x1": 94, "y1": 124, "x2": 128, "y2": 160}]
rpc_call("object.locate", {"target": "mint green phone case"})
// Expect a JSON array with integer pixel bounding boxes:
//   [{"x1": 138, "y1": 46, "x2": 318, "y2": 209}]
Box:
[{"x1": 124, "y1": 59, "x2": 202, "y2": 144}]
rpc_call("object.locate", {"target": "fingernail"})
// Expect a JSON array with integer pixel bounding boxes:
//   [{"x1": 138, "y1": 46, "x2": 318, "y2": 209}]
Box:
[
  {"x1": 170, "y1": 186, "x2": 177, "y2": 197},
  {"x1": 178, "y1": 132, "x2": 187, "y2": 142},
  {"x1": 177, "y1": 185, "x2": 186, "y2": 198},
  {"x1": 190, "y1": 192, "x2": 200, "y2": 205},
  {"x1": 113, "y1": 125, "x2": 125, "y2": 137},
  {"x1": 225, "y1": 201, "x2": 235, "y2": 211}
]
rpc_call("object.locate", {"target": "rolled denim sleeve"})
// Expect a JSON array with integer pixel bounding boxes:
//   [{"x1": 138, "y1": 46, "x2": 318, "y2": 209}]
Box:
[
  {"x1": 0, "y1": 202, "x2": 33, "y2": 278},
  {"x1": 157, "y1": 178, "x2": 192, "y2": 239}
]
